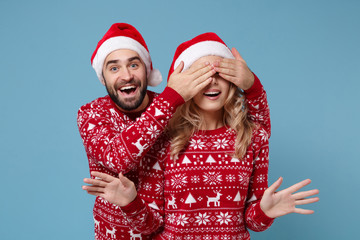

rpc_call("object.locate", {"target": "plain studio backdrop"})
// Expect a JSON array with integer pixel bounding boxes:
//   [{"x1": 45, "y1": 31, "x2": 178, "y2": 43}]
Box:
[{"x1": 0, "y1": 0, "x2": 359, "y2": 239}]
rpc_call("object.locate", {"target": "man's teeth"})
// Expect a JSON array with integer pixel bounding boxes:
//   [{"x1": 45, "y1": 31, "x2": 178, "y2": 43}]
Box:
[
  {"x1": 121, "y1": 86, "x2": 136, "y2": 90},
  {"x1": 120, "y1": 86, "x2": 136, "y2": 92}
]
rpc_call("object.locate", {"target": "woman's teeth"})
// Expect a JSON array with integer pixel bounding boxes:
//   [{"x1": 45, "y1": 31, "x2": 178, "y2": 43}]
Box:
[{"x1": 204, "y1": 91, "x2": 220, "y2": 97}]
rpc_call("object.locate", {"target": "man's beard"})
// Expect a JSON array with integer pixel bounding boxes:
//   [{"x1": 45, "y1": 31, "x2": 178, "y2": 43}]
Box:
[{"x1": 105, "y1": 78, "x2": 147, "y2": 111}]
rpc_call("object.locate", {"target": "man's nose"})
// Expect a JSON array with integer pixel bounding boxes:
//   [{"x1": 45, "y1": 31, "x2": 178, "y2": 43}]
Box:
[{"x1": 120, "y1": 67, "x2": 132, "y2": 81}]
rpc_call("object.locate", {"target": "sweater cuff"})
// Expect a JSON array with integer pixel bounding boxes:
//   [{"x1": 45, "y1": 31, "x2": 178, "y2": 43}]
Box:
[
  {"x1": 244, "y1": 73, "x2": 263, "y2": 100},
  {"x1": 158, "y1": 87, "x2": 185, "y2": 109},
  {"x1": 254, "y1": 202, "x2": 275, "y2": 225},
  {"x1": 120, "y1": 195, "x2": 145, "y2": 215}
]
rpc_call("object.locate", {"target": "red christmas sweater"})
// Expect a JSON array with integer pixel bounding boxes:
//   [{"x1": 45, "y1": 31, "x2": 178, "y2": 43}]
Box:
[
  {"x1": 77, "y1": 87, "x2": 184, "y2": 240},
  {"x1": 120, "y1": 76, "x2": 273, "y2": 240},
  {"x1": 77, "y1": 74, "x2": 270, "y2": 240}
]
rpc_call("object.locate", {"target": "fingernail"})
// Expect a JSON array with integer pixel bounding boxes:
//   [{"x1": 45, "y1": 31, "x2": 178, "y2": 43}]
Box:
[{"x1": 205, "y1": 61, "x2": 210, "y2": 66}]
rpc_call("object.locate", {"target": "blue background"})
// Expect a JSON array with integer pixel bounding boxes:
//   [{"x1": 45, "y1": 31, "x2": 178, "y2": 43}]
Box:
[{"x1": 1, "y1": 0, "x2": 359, "y2": 239}]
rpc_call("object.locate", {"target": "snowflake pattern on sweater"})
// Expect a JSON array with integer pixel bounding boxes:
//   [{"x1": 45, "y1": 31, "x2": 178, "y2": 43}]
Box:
[
  {"x1": 121, "y1": 126, "x2": 273, "y2": 240},
  {"x1": 120, "y1": 76, "x2": 273, "y2": 240},
  {"x1": 78, "y1": 74, "x2": 270, "y2": 240},
  {"x1": 77, "y1": 87, "x2": 184, "y2": 239}
]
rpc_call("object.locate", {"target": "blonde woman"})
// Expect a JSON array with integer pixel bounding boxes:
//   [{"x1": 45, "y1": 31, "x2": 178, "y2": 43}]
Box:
[{"x1": 83, "y1": 33, "x2": 319, "y2": 240}]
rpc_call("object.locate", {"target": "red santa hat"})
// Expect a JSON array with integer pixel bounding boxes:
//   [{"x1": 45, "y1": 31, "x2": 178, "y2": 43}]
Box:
[
  {"x1": 168, "y1": 32, "x2": 235, "y2": 80},
  {"x1": 91, "y1": 23, "x2": 162, "y2": 86}
]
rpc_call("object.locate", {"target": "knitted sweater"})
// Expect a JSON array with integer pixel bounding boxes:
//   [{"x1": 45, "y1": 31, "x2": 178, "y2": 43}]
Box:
[
  {"x1": 77, "y1": 74, "x2": 270, "y2": 240},
  {"x1": 77, "y1": 87, "x2": 184, "y2": 239},
  {"x1": 120, "y1": 76, "x2": 273, "y2": 240}
]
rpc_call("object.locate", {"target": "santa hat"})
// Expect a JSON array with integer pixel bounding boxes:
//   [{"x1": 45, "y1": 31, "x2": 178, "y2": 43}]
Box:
[
  {"x1": 91, "y1": 23, "x2": 162, "y2": 86},
  {"x1": 168, "y1": 32, "x2": 235, "y2": 80}
]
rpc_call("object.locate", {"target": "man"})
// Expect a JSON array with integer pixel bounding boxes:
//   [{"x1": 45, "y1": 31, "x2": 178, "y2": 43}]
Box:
[{"x1": 78, "y1": 23, "x2": 217, "y2": 239}]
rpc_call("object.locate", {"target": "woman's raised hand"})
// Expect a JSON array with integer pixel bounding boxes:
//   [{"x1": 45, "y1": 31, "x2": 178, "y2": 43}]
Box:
[
  {"x1": 260, "y1": 177, "x2": 320, "y2": 218},
  {"x1": 213, "y1": 47, "x2": 254, "y2": 90}
]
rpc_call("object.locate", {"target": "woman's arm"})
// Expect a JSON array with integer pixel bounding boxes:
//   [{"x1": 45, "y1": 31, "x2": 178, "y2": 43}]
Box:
[{"x1": 243, "y1": 128, "x2": 319, "y2": 232}]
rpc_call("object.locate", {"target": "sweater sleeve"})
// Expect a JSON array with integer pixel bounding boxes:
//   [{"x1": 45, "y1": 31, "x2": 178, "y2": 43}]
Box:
[
  {"x1": 77, "y1": 87, "x2": 184, "y2": 174},
  {"x1": 244, "y1": 128, "x2": 274, "y2": 232},
  {"x1": 119, "y1": 137, "x2": 169, "y2": 234},
  {"x1": 244, "y1": 73, "x2": 271, "y2": 137},
  {"x1": 120, "y1": 190, "x2": 165, "y2": 235}
]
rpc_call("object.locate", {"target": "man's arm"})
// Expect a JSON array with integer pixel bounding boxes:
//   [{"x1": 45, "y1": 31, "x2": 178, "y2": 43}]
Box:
[
  {"x1": 77, "y1": 87, "x2": 183, "y2": 174},
  {"x1": 83, "y1": 171, "x2": 165, "y2": 235},
  {"x1": 78, "y1": 62, "x2": 215, "y2": 174},
  {"x1": 118, "y1": 137, "x2": 170, "y2": 234},
  {"x1": 82, "y1": 138, "x2": 169, "y2": 234}
]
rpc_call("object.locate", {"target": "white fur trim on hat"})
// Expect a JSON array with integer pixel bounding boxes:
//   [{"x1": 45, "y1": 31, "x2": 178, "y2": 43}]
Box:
[
  {"x1": 92, "y1": 36, "x2": 161, "y2": 86},
  {"x1": 148, "y1": 68, "x2": 162, "y2": 86},
  {"x1": 174, "y1": 41, "x2": 235, "y2": 72}
]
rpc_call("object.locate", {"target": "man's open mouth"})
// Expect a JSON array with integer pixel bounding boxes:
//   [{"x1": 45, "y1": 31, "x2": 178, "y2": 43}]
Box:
[{"x1": 119, "y1": 85, "x2": 137, "y2": 94}]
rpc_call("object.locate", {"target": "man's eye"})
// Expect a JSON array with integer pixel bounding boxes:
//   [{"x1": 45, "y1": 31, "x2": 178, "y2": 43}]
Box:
[
  {"x1": 110, "y1": 67, "x2": 118, "y2": 71},
  {"x1": 130, "y1": 63, "x2": 138, "y2": 68}
]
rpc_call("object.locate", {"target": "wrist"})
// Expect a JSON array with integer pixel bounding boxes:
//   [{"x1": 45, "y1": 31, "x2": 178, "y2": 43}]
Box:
[
  {"x1": 244, "y1": 73, "x2": 263, "y2": 99},
  {"x1": 260, "y1": 203, "x2": 277, "y2": 219},
  {"x1": 159, "y1": 86, "x2": 185, "y2": 106},
  {"x1": 120, "y1": 194, "x2": 142, "y2": 213},
  {"x1": 241, "y1": 74, "x2": 255, "y2": 91}
]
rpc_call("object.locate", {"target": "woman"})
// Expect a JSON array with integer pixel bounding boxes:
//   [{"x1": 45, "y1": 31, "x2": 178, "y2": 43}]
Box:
[{"x1": 83, "y1": 33, "x2": 319, "y2": 239}]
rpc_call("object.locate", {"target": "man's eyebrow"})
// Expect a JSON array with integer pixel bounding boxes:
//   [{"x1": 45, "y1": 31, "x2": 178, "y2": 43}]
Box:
[
  {"x1": 128, "y1": 56, "x2": 141, "y2": 62},
  {"x1": 105, "y1": 56, "x2": 141, "y2": 67},
  {"x1": 105, "y1": 60, "x2": 118, "y2": 67}
]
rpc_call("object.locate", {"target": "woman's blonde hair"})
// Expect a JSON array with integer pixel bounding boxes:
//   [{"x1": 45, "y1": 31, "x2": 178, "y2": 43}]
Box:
[{"x1": 168, "y1": 83, "x2": 256, "y2": 161}]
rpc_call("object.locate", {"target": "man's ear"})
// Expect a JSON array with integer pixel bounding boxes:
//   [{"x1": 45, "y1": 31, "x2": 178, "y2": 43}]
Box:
[{"x1": 101, "y1": 72, "x2": 106, "y2": 86}]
